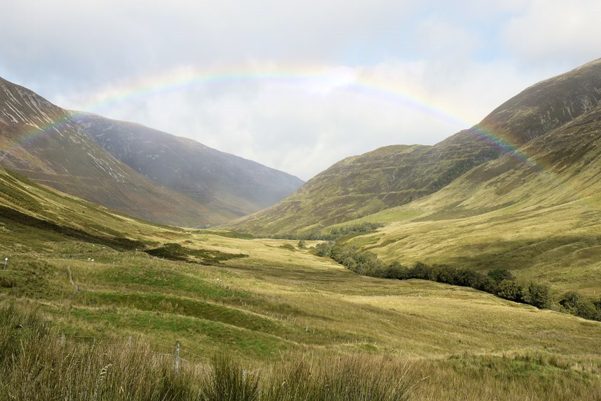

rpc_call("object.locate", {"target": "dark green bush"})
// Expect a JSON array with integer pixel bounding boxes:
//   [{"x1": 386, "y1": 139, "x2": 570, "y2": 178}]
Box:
[
  {"x1": 488, "y1": 268, "x2": 514, "y2": 283},
  {"x1": 559, "y1": 292, "x2": 599, "y2": 320},
  {"x1": 314, "y1": 241, "x2": 335, "y2": 257},
  {"x1": 523, "y1": 282, "x2": 551, "y2": 309},
  {"x1": 145, "y1": 243, "x2": 188, "y2": 261},
  {"x1": 496, "y1": 280, "x2": 523, "y2": 302}
]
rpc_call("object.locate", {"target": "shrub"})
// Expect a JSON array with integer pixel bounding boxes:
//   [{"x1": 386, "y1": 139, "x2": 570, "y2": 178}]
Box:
[
  {"x1": 496, "y1": 280, "x2": 523, "y2": 302},
  {"x1": 595, "y1": 299, "x2": 601, "y2": 314},
  {"x1": 326, "y1": 223, "x2": 384, "y2": 240},
  {"x1": 378, "y1": 262, "x2": 408, "y2": 279},
  {"x1": 407, "y1": 263, "x2": 433, "y2": 280},
  {"x1": 318, "y1": 244, "x2": 385, "y2": 275},
  {"x1": 560, "y1": 292, "x2": 599, "y2": 320},
  {"x1": 523, "y1": 282, "x2": 551, "y2": 309},
  {"x1": 314, "y1": 244, "x2": 599, "y2": 321},
  {"x1": 314, "y1": 242, "x2": 335, "y2": 257},
  {"x1": 145, "y1": 243, "x2": 188, "y2": 261},
  {"x1": 487, "y1": 268, "x2": 514, "y2": 283}
]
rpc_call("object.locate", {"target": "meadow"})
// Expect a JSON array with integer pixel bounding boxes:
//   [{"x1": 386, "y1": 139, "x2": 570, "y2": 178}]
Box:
[
  {"x1": 1, "y1": 218, "x2": 601, "y2": 399},
  {"x1": 1, "y1": 167, "x2": 601, "y2": 399}
]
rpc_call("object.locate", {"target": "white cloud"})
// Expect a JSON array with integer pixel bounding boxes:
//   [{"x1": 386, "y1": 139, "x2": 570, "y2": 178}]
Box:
[
  {"x1": 503, "y1": 0, "x2": 601, "y2": 68},
  {"x1": 1, "y1": 0, "x2": 600, "y2": 180},
  {"x1": 54, "y1": 60, "x2": 534, "y2": 179}
]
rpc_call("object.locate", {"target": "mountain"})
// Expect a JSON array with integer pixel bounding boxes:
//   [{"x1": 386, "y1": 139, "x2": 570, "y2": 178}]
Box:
[
  {"x1": 72, "y1": 113, "x2": 303, "y2": 218},
  {"x1": 343, "y1": 101, "x2": 601, "y2": 295},
  {"x1": 234, "y1": 58, "x2": 601, "y2": 236},
  {"x1": 0, "y1": 77, "x2": 301, "y2": 227}
]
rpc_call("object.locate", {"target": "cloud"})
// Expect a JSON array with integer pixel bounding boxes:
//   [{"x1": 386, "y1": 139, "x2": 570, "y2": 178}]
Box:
[
  {"x1": 1, "y1": 0, "x2": 599, "y2": 179},
  {"x1": 503, "y1": 0, "x2": 601, "y2": 68},
  {"x1": 0, "y1": 0, "x2": 418, "y2": 84},
  {"x1": 54, "y1": 60, "x2": 534, "y2": 179}
]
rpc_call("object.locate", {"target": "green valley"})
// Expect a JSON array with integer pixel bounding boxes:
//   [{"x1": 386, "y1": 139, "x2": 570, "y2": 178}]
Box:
[
  {"x1": 1, "y1": 160, "x2": 600, "y2": 399},
  {"x1": 2, "y1": 42, "x2": 601, "y2": 400}
]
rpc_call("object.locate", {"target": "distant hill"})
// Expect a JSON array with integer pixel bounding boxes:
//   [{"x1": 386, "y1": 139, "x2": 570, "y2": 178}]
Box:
[
  {"x1": 234, "y1": 58, "x2": 601, "y2": 236},
  {"x1": 0, "y1": 77, "x2": 301, "y2": 227},
  {"x1": 72, "y1": 113, "x2": 303, "y2": 218}
]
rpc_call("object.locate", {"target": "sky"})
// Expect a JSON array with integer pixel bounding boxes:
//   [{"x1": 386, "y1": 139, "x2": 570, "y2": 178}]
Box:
[{"x1": 1, "y1": 0, "x2": 600, "y2": 180}]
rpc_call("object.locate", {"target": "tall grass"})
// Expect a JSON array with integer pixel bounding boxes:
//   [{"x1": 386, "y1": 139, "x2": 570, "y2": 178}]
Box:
[
  {"x1": 262, "y1": 354, "x2": 411, "y2": 401},
  {"x1": 199, "y1": 355, "x2": 259, "y2": 401},
  {"x1": 1, "y1": 303, "x2": 599, "y2": 401},
  {"x1": 0, "y1": 304, "x2": 412, "y2": 401},
  {"x1": 0, "y1": 304, "x2": 194, "y2": 401}
]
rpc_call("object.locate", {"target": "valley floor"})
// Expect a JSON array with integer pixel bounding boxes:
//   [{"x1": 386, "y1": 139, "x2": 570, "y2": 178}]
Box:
[{"x1": 1, "y1": 220, "x2": 600, "y2": 399}]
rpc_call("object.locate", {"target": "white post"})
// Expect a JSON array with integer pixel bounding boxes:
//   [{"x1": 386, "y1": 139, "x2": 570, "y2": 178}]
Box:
[{"x1": 2, "y1": 257, "x2": 7, "y2": 270}]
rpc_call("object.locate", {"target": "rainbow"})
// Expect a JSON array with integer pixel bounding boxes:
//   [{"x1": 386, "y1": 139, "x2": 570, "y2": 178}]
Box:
[{"x1": 3, "y1": 64, "x2": 539, "y2": 171}]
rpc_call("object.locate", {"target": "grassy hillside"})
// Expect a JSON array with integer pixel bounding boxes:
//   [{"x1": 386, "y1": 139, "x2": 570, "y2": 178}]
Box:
[
  {"x1": 0, "y1": 77, "x2": 234, "y2": 227},
  {"x1": 0, "y1": 165, "x2": 600, "y2": 399},
  {"x1": 73, "y1": 113, "x2": 303, "y2": 217},
  {"x1": 339, "y1": 103, "x2": 601, "y2": 295},
  {"x1": 233, "y1": 58, "x2": 601, "y2": 236}
]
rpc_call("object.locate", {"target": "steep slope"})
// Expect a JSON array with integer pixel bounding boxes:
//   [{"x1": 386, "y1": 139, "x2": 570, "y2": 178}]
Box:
[
  {"x1": 72, "y1": 113, "x2": 303, "y2": 217},
  {"x1": 0, "y1": 77, "x2": 292, "y2": 227},
  {"x1": 234, "y1": 58, "x2": 601, "y2": 236},
  {"x1": 344, "y1": 103, "x2": 601, "y2": 294},
  {"x1": 0, "y1": 167, "x2": 163, "y2": 248}
]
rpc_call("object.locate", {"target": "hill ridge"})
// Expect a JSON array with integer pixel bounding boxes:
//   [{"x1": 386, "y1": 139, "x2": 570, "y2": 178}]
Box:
[
  {"x1": 0, "y1": 77, "x2": 302, "y2": 226},
  {"x1": 233, "y1": 57, "x2": 601, "y2": 236},
  {"x1": 73, "y1": 112, "x2": 304, "y2": 217}
]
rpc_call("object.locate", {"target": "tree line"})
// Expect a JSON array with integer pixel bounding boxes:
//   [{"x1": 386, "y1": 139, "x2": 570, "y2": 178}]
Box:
[{"x1": 314, "y1": 242, "x2": 601, "y2": 322}]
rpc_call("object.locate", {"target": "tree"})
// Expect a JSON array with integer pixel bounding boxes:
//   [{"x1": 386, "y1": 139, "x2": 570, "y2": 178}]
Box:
[
  {"x1": 496, "y1": 280, "x2": 522, "y2": 302},
  {"x1": 380, "y1": 261, "x2": 407, "y2": 279},
  {"x1": 408, "y1": 262, "x2": 433, "y2": 280},
  {"x1": 314, "y1": 242, "x2": 334, "y2": 257},
  {"x1": 560, "y1": 291, "x2": 599, "y2": 320},
  {"x1": 523, "y1": 282, "x2": 551, "y2": 309},
  {"x1": 487, "y1": 268, "x2": 514, "y2": 283}
]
